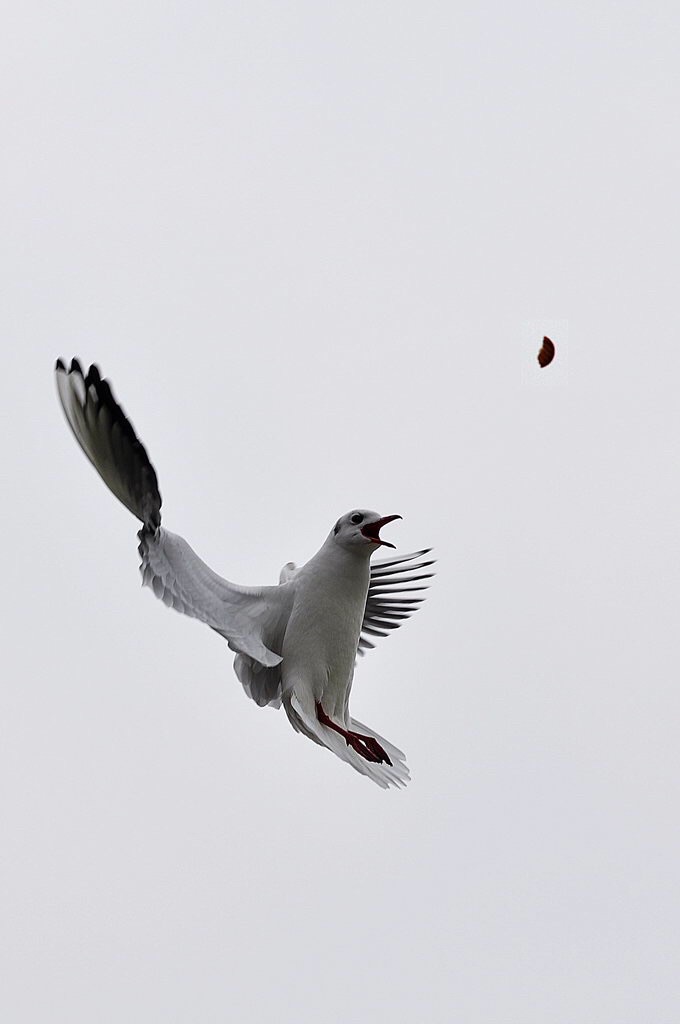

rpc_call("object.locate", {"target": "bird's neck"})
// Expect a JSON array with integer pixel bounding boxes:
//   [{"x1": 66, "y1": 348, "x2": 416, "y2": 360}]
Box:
[{"x1": 306, "y1": 535, "x2": 371, "y2": 584}]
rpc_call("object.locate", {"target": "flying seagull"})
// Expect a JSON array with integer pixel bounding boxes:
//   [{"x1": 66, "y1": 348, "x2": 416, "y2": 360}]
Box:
[{"x1": 55, "y1": 359, "x2": 434, "y2": 788}]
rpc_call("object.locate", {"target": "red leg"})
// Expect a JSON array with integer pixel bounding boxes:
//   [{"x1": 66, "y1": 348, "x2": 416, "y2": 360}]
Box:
[{"x1": 315, "y1": 702, "x2": 392, "y2": 766}]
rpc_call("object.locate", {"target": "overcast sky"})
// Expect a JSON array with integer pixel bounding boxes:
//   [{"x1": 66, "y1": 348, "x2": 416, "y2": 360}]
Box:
[{"x1": 2, "y1": 2, "x2": 680, "y2": 1021}]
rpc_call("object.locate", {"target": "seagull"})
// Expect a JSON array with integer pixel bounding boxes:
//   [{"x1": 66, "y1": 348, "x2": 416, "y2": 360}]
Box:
[{"x1": 55, "y1": 358, "x2": 434, "y2": 788}]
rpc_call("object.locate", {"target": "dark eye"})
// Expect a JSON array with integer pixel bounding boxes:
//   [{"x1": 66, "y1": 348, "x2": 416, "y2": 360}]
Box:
[{"x1": 350, "y1": 513, "x2": 364, "y2": 525}]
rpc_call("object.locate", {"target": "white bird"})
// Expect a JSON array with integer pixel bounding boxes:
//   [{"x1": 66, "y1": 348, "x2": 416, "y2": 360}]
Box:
[{"x1": 55, "y1": 359, "x2": 434, "y2": 788}]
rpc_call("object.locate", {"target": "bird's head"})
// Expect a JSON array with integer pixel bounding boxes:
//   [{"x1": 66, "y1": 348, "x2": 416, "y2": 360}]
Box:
[{"x1": 332, "y1": 510, "x2": 402, "y2": 553}]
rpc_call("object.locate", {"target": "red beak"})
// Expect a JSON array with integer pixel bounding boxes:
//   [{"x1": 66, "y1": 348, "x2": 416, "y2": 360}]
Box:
[{"x1": 360, "y1": 514, "x2": 402, "y2": 549}]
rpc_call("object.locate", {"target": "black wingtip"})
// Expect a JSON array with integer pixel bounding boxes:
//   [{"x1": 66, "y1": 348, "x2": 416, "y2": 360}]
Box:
[
  {"x1": 55, "y1": 357, "x2": 66, "y2": 372},
  {"x1": 70, "y1": 357, "x2": 83, "y2": 376},
  {"x1": 85, "y1": 363, "x2": 102, "y2": 386}
]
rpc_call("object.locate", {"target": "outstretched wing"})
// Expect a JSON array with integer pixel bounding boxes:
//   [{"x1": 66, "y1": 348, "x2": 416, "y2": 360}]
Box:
[
  {"x1": 358, "y1": 548, "x2": 435, "y2": 656},
  {"x1": 55, "y1": 358, "x2": 293, "y2": 675},
  {"x1": 138, "y1": 527, "x2": 293, "y2": 668},
  {"x1": 55, "y1": 358, "x2": 162, "y2": 531}
]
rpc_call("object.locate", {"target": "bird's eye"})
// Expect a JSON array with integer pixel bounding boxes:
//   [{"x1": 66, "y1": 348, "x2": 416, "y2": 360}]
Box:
[{"x1": 350, "y1": 513, "x2": 364, "y2": 525}]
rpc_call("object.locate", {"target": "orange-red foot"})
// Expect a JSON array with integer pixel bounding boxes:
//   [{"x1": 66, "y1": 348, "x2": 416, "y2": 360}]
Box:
[{"x1": 315, "y1": 702, "x2": 393, "y2": 766}]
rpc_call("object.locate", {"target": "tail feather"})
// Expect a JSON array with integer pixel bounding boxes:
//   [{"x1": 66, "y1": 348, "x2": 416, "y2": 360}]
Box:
[{"x1": 285, "y1": 694, "x2": 410, "y2": 789}]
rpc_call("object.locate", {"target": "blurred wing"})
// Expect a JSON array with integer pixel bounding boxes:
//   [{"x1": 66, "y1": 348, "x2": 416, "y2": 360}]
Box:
[
  {"x1": 55, "y1": 358, "x2": 162, "y2": 531},
  {"x1": 358, "y1": 549, "x2": 435, "y2": 656}
]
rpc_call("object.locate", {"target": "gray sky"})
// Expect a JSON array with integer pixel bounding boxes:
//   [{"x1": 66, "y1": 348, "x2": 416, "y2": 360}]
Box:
[{"x1": 2, "y1": 2, "x2": 680, "y2": 1021}]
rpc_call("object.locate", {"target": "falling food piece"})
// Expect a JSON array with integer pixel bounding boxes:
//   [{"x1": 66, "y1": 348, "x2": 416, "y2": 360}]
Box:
[{"x1": 537, "y1": 335, "x2": 555, "y2": 368}]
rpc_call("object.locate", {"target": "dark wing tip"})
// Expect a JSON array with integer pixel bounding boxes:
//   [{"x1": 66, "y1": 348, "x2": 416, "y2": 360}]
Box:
[
  {"x1": 85, "y1": 363, "x2": 102, "y2": 386},
  {"x1": 56, "y1": 357, "x2": 162, "y2": 532}
]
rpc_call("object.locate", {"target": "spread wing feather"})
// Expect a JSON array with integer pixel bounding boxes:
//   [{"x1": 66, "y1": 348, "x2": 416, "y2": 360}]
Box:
[
  {"x1": 55, "y1": 358, "x2": 162, "y2": 531},
  {"x1": 358, "y1": 549, "x2": 434, "y2": 656}
]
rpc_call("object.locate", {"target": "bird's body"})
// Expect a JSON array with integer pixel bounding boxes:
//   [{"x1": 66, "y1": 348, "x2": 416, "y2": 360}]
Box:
[
  {"x1": 283, "y1": 537, "x2": 369, "y2": 720},
  {"x1": 55, "y1": 358, "x2": 433, "y2": 788}
]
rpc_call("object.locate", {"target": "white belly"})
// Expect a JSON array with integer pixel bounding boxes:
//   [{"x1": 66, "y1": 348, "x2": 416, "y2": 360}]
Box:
[{"x1": 282, "y1": 563, "x2": 369, "y2": 723}]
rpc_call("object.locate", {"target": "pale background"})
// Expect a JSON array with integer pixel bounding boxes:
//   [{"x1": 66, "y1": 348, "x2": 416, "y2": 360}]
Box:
[{"x1": 2, "y1": 3, "x2": 679, "y2": 1022}]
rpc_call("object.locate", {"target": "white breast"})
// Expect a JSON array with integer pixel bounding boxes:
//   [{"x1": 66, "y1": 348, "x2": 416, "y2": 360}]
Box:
[{"x1": 282, "y1": 546, "x2": 370, "y2": 721}]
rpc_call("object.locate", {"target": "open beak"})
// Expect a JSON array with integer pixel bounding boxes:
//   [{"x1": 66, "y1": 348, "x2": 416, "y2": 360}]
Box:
[{"x1": 360, "y1": 514, "x2": 402, "y2": 549}]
